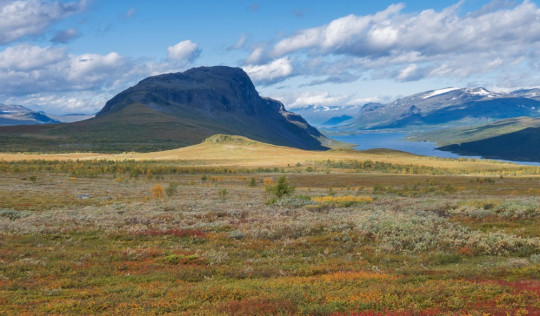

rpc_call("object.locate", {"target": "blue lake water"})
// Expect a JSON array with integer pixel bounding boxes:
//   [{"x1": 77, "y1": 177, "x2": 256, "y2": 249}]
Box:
[{"x1": 331, "y1": 132, "x2": 540, "y2": 166}]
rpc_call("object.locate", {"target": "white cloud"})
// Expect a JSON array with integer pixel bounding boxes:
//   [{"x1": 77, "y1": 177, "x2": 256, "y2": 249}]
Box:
[
  {"x1": 0, "y1": 0, "x2": 87, "y2": 44},
  {"x1": 0, "y1": 44, "x2": 65, "y2": 70},
  {"x1": 247, "y1": 1, "x2": 540, "y2": 84},
  {"x1": 281, "y1": 90, "x2": 386, "y2": 108},
  {"x1": 243, "y1": 57, "x2": 293, "y2": 84},
  {"x1": 167, "y1": 40, "x2": 200, "y2": 63},
  {"x1": 288, "y1": 91, "x2": 347, "y2": 107},
  {"x1": 245, "y1": 47, "x2": 265, "y2": 64},
  {"x1": 397, "y1": 64, "x2": 421, "y2": 81},
  {"x1": 228, "y1": 34, "x2": 246, "y2": 50},
  {"x1": 0, "y1": 41, "x2": 205, "y2": 113},
  {"x1": 0, "y1": 44, "x2": 143, "y2": 97}
]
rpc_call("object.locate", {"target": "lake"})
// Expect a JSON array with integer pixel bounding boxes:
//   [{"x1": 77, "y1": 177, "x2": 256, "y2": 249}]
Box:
[{"x1": 331, "y1": 132, "x2": 540, "y2": 166}]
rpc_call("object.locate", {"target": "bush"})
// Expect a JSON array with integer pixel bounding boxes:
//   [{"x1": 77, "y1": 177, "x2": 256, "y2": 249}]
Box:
[
  {"x1": 151, "y1": 184, "x2": 164, "y2": 199},
  {"x1": 312, "y1": 195, "x2": 373, "y2": 207},
  {"x1": 266, "y1": 175, "x2": 295, "y2": 199},
  {"x1": 165, "y1": 182, "x2": 179, "y2": 197},
  {"x1": 248, "y1": 177, "x2": 257, "y2": 187},
  {"x1": 218, "y1": 188, "x2": 228, "y2": 201}
]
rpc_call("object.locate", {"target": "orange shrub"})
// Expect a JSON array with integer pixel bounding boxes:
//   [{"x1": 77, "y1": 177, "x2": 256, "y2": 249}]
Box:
[{"x1": 151, "y1": 184, "x2": 164, "y2": 199}]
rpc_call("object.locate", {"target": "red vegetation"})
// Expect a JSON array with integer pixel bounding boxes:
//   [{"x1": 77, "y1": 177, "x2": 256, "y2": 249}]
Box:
[
  {"x1": 333, "y1": 309, "x2": 444, "y2": 316},
  {"x1": 140, "y1": 229, "x2": 206, "y2": 238},
  {"x1": 219, "y1": 297, "x2": 297, "y2": 315}
]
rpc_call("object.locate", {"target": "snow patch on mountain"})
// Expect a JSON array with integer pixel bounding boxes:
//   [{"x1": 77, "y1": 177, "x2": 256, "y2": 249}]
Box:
[{"x1": 421, "y1": 87, "x2": 459, "y2": 99}]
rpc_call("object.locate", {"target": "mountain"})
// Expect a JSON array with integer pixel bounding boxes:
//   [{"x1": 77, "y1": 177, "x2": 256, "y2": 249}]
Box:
[
  {"x1": 438, "y1": 126, "x2": 540, "y2": 162},
  {"x1": 410, "y1": 116, "x2": 540, "y2": 146},
  {"x1": 0, "y1": 104, "x2": 60, "y2": 126},
  {"x1": 0, "y1": 66, "x2": 330, "y2": 153},
  {"x1": 292, "y1": 104, "x2": 362, "y2": 126},
  {"x1": 351, "y1": 87, "x2": 540, "y2": 129},
  {"x1": 510, "y1": 88, "x2": 540, "y2": 101}
]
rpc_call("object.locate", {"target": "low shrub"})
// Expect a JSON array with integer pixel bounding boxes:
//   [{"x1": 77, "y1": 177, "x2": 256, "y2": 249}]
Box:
[{"x1": 312, "y1": 195, "x2": 373, "y2": 207}]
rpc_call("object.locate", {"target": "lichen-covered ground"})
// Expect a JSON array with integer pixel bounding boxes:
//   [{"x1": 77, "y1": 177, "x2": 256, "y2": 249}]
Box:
[{"x1": 1, "y1": 162, "x2": 539, "y2": 315}]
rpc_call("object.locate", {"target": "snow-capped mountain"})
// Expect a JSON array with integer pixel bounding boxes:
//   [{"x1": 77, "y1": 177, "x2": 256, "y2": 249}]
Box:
[
  {"x1": 0, "y1": 104, "x2": 60, "y2": 126},
  {"x1": 0, "y1": 104, "x2": 96, "y2": 125},
  {"x1": 351, "y1": 87, "x2": 540, "y2": 129},
  {"x1": 290, "y1": 104, "x2": 362, "y2": 125},
  {"x1": 510, "y1": 88, "x2": 540, "y2": 101}
]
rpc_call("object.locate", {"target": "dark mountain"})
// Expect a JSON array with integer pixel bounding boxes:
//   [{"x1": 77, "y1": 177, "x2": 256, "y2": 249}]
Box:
[
  {"x1": 0, "y1": 66, "x2": 330, "y2": 153},
  {"x1": 439, "y1": 127, "x2": 540, "y2": 162},
  {"x1": 0, "y1": 104, "x2": 60, "y2": 126},
  {"x1": 351, "y1": 87, "x2": 540, "y2": 129},
  {"x1": 410, "y1": 117, "x2": 540, "y2": 146}
]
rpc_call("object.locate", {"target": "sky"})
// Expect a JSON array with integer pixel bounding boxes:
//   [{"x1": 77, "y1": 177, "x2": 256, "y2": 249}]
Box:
[{"x1": 1, "y1": 0, "x2": 539, "y2": 114}]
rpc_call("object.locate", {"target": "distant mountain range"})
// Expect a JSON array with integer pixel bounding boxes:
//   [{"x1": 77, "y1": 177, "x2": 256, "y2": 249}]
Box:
[
  {"x1": 351, "y1": 87, "x2": 540, "y2": 129},
  {"x1": 295, "y1": 87, "x2": 540, "y2": 130},
  {"x1": 292, "y1": 104, "x2": 361, "y2": 126},
  {"x1": 0, "y1": 104, "x2": 93, "y2": 126},
  {"x1": 0, "y1": 104, "x2": 60, "y2": 125},
  {"x1": 0, "y1": 66, "x2": 330, "y2": 153},
  {"x1": 293, "y1": 87, "x2": 540, "y2": 162}
]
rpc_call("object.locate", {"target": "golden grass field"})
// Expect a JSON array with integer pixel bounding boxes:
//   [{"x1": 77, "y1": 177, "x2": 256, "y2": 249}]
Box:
[{"x1": 1, "y1": 134, "x2": 538, "y2": 173}]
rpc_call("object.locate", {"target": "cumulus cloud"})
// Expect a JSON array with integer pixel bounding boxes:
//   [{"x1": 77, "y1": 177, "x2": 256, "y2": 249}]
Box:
[
  {"x1": 50, "y1": 28, "x2": 81, "y2": 43},
  {"x1": 167, "y1": 40, "x2": 201, "y2": 64},
  {"x1": 243, "y1": 57, "x2": 293, "y2": 85},
  {"x1": 283, "y1": 90, "x2": 386, "y2": 108},
  {"x1": 0, "y1": 40, "x2": 205, "y2": 113},
  {"x1": 246, "y1": 1, "x2": 540, "y2": 84},
  {"x1": 0, "y1": 0, "x2": 87, "y2": 44},
  {"x1": 0, "y1": 44, "x2": 138, "y2": 96}
]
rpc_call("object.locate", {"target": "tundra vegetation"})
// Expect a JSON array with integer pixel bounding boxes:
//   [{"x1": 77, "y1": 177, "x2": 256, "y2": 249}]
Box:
[{"x1": 0, "y1": 138, "x2": 539, "y2": 315}]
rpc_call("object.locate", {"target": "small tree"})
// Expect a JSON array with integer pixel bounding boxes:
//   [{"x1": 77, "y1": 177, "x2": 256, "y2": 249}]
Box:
[
  {"x1": 267, "y1": 175, "x2": 295, "y2": 199},
  {"x1": 248, "y1": 177, "x2": 257, "y2": 187}
]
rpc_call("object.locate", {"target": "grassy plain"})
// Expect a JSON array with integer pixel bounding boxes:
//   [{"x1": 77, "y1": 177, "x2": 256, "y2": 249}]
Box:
[{"x1": 0, "y1": 136, "x2": 539, "y2": 314}]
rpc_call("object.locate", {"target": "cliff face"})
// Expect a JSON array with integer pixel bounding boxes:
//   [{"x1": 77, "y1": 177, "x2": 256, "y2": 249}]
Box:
[{"x1": 96, "y1": 66, "x2": 328, "y2": 150}]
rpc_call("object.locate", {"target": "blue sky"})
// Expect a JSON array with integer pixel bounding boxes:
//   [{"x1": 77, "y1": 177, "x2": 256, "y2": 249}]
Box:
[{"x1": 1, "y1": 0, "x2": 539, "y2": 114}]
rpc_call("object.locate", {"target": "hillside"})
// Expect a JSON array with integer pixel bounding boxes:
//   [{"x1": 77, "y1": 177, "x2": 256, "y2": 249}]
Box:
[
  {"x1": 439, "y1": 127, "x2": 540, "y2": 162},
  {"x1": 410, "y1": 117, "x2": 540, "y2": 146},
  {"x1": 2, "y1": 134, "x2": 534, "y2": 174},
  {"x1": 0, "y1": 66, "x2": 330, "y2": 153}
]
